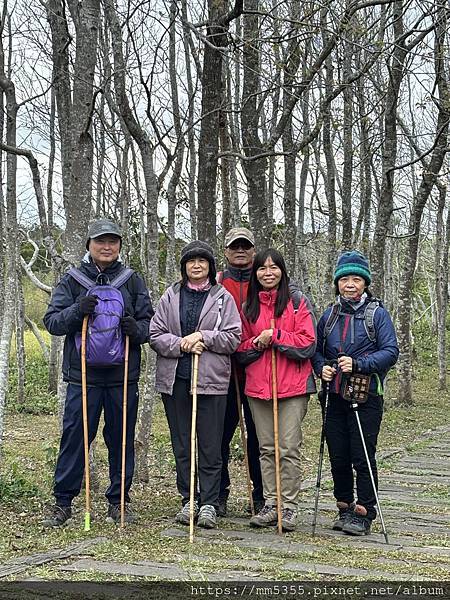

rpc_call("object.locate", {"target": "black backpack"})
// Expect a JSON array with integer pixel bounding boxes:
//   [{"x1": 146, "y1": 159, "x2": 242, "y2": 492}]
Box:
[{"x1": 322, "y1": 298, "x2": 382, "y2": 353}]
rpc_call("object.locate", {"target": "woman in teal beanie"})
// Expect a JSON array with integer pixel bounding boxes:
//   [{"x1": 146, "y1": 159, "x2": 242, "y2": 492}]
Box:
[{"x1": 312, "y1": 251, "x2": 399, "y2": 536}]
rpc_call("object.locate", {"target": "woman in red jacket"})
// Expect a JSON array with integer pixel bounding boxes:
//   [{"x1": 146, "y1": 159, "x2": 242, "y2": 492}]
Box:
[{"x1": 236, "y1": 249, "x2": 316, "y2": 531}]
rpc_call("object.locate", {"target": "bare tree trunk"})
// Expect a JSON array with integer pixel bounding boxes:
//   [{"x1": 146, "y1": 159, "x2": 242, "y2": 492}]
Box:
[
  {"x1": 322, "y1": 48, "x2": 337, "y2": 299},
  {"x1": 197, "y1": 2, "x2": 242, "y2": 247},
  {"x1": 104, "y1": 0, "x2": 162, "y2": 481},
  {"x1": 0, "y1": 32, "x2": 18, "y2": 453},
  {"x1": 241, "y1": 0, "x2": 268, "y2": 248},
  {"x1": 47, "y1": 0, "x2": 100, "y2": 264},
  {"x1": 166, "y1": 0, "x2": 184, "y2": 284},
  {"x1": 436, "y1": 183, "x2": 449, "y2": 390},
  {"x1": 15, "y1": 263, "x2": 26, "y2": 405},
  {"x1": 341, "y1": 15, "x2": 353, "y2": 249},
  {"x1": 181, "y1": 0, "x2": 197, "y2": 240},
  {"x1": 396, "y1": 2, "x2": 449, "y2": 405},
  {"x1": 370, "y1": 1, "x2": 406, "y2": 298},
  {"x1": 282, "y1": 0, "x2": 301, "y2": 273}
]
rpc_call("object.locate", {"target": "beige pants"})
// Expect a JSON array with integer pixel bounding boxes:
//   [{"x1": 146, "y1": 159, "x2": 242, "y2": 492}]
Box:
[{"x1": 248, "y1": 395, "x2": 309, "y2": 510}]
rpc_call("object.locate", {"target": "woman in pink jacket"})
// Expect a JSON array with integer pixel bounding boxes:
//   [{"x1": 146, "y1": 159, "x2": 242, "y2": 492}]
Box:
[{"x1": 236, "y1": 249, "x2": 316, "y2": 531}]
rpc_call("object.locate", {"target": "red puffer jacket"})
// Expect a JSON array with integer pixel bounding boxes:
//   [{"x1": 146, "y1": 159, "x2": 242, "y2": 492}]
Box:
[{"x1": 236, "y1": 290, "x2": 317, "y2": 400}]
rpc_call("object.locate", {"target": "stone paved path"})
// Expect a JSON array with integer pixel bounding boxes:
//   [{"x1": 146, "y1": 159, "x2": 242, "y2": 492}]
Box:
[{"x1": 2, "y1": 425, "x2": 449, "y2": 583}]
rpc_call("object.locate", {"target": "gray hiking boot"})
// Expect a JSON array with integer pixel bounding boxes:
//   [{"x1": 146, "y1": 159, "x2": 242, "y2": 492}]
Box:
[
  {"x1": 197, "y1": 504, "x2": 217, "y2": 529},
  {"x1": 332, "y1": 502, "x2": 355, "y2": 531},
  {"x1": 175, "y1": 500, "x2": 199, "y2": 525},
  {"x1": 107, "y1": 503, "x2": 137, "y2": 525},
  {"x1": 342, "y1": 513, "x2": 372, "y2": 536},
  {"x1": 249, "y1": 504, "x2": 278, "y2": 528},
  {"x1": 42, "y1": 505, "x2": 72, "y2": 528},
  {"x1": 281, "y1": 508, "x2": 297, "y2": 532}
]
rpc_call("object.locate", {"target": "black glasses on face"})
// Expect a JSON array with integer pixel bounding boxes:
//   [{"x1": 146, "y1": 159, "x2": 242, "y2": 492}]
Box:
[{"x1": 227, "y1": 240, "x2": 254, "y2": 251}]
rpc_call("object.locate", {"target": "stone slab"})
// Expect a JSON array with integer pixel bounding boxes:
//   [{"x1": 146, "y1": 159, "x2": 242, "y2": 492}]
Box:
[
  {"x1": 283, "y1": 561, "x2": 426, "y2": 580},
  {"x1": 0, "y1": 537, "x2": 107, "y2": 579},
  {"x1": 59, "y1": 558, "x2": 187, "y2": 579}
]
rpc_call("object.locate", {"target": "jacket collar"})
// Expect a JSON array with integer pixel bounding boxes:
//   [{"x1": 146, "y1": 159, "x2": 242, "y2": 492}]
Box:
[
  {"x1": 226, "y1": 264, "x2": 252, "y2": 282},
  {"x1": 258, "y1": 289, "x2": 277, "y2": 306}
]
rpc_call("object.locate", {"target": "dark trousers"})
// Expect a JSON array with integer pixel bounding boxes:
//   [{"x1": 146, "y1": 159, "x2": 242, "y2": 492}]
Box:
[
  {"x1": 54, "y1": 382, "x2": 138, "y2": 507},
  {"x1": 323, "y1": 392, "x2": 383, "y2": 521},
  {"x1": 220, "y1": 376, "x2": 264, "y2": 503},
  {"x1": 162, "y1": 378, "x2": 226, "y2": 509}
]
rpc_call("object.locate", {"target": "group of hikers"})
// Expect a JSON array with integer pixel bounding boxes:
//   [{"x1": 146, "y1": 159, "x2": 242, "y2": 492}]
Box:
[{"x1": 42, "y1": 218, "x2": 399, "y2": 538}]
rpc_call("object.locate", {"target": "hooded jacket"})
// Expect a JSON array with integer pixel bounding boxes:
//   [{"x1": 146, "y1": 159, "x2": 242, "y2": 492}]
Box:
[
  {"x1": 236, "y1": 290, "x2": 317, "y2": 400},
  {"x1": 311, "y1": 296, "x2": 399, "y2": 395},
  {"x1": 149, "y1": 282, "x2": 241, "y2": 395},
  {"x1": 43, "y1": 257, "x2": 153, "y2": 386}
]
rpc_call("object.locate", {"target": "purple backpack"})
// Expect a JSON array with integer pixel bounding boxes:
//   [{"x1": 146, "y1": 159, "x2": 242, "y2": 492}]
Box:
[{"x1": 69, "y1": 267, "x2": 134, "y2": 367}]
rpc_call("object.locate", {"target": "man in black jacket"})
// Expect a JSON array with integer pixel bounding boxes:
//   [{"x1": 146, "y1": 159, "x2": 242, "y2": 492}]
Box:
[{"x1": 43, "y1": 219, "x2": 153, "y2": 527}]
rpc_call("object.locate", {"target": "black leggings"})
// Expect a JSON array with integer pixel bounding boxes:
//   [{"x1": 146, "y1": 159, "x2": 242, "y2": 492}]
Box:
[
  {"x1": 323, "y1": 392, "x2": 383, "y2": 521},
  {"x1": 162, "y1": 378, "x2": 227, "y2": 509}
]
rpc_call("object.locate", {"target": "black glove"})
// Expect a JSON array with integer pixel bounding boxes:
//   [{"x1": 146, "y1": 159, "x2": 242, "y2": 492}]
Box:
[
  {"x1": 121, "y1": 315, "x2": 138, "y2": 338},
  {"x1": 78, "y1": 295, "x2": 98, "y2": 315}
]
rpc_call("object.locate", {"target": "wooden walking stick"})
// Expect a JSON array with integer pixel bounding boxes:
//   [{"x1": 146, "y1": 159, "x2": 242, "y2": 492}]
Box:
[
  {"x1": 81, "y1": 315, "x2": 91, "y2": 532},
  {"x1": 120, "y1": 335, "x2": 130, "y2": 528},
  {"x1": 270, "y1": 319, "x2": 283, "y2": 535},
  {"x1": 189, "y1": 353, "x2": 200, "y2": 544},
  {"x1": 233, "y1": 366, "x2": 254, "y2": 515}
]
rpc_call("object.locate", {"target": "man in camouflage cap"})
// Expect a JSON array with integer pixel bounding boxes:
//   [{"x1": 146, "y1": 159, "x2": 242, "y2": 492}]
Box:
[{"x1": 217, "y1": 227, "x2": 264, "y2": 516}]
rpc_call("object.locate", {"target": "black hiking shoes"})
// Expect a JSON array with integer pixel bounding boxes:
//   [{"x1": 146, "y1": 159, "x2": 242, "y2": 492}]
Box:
[
  {"x1": 107, "y1": 503, "x2": 137, "y2": 525},
  {"x1": 42, "y1": 505, "x2": 72, "y2": 528},
  {"x1": 217, "y1": 497, "x2": 227, "y2": 517},
  {"x1": 342, "y1": 513, "x2": 372, "y2": 535},
  {"x1": 332, "y1": 502, "x2": 355, "y2": 531}
]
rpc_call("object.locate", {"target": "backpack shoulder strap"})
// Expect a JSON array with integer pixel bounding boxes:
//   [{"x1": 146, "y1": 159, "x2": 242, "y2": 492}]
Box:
[
  {"x1": 110, "y1": 267, "x2": 134, "y2": 289},
  {"x1": 323, "y1": 301, "x2": 340, "y2": 353},
  {"x1": 290, "y1": 289, "x2": 303, "y2": 313},
  {"x1": 67, "y1": 267, "x2": 95, "y2": 290},
  {"x1": 364, "y1": 299, "x2": 381, "y2": 343}
]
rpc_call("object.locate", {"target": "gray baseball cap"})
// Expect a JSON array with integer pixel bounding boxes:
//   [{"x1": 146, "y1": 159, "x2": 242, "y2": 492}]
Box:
[
  {"x1": 86, "y1": 219, "x2": 122, "y2": 249},
  {"x1": 224, "y1": 227, "x2": 255, "y2": 248}
]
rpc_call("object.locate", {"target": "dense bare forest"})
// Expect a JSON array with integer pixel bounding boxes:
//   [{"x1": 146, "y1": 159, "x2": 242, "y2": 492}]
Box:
[{"x1": 0, "y1": 0, "x2": 448, "y2": 473}]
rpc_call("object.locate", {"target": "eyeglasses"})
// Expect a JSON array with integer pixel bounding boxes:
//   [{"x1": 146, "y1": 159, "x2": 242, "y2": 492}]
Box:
[{"x1": 227, "y1": 240, "x2": 254, "y2": 250}]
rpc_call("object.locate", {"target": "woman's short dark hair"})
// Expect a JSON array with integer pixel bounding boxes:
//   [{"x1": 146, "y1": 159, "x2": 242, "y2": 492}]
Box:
[{"x1": 245, "y1": 248, "x2": 290, "y2": 323}]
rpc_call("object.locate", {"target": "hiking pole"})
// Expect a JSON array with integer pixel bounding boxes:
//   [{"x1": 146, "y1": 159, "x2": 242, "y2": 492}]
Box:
[
  {"x1": 312, "y1": 384, "x2": 329, "y2": 537},
  {"x1": 120, "y1": 335, "x2": 130, "y2": 528},
  {"x1": 350, "y1": 398, "x2": 389, "y2": 544},
  {"x1": 81, "y1": 315, "x2": 91, "y2": 532},
  {"x1": 270, "y1": 319, "x2": 283, "y2": 535},
  {"x1": 233, "y1": 366, "x2": 254, "y2": 515},
  {"x1": 189, "y1": 353, "x2": 200, "y2": 544},
  {"x1": 312, "y1": 359, "x2": 337, "y2": 537}
]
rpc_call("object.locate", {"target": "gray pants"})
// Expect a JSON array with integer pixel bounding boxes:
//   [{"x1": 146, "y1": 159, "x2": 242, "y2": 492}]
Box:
[{"x1": 248, "y1": 395, "x2": 309, "y2": 510}]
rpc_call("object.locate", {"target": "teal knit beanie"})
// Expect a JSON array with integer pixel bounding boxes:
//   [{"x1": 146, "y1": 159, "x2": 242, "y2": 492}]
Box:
[{"x1": 334, "y1": 251, "x2": 371, "y2": 284}]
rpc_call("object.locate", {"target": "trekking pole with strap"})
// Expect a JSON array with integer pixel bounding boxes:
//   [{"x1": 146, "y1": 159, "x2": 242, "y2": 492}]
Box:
[
  {"x1": 338, "y1": 352, "x2": 389, "y2": 545},
  {"x1": 233, "y1": 366, "x2": 254, "y2": 515},
  {"x1": 81, "y1": 315, "x2": 91, "y2": 532},
  {"x1": 120, "y1": 335, "x2": 130, "y2": 528},
  {"x1": 189, "y1": 353, "x2": 200, "y2": 544},
  {"x1": 312, "y1": 359, "x2": 337, "y2": 537},
  {"x1": 270, "y1": 319, "x2": 283, "y2": 535},
  {"x1": 350, "y1": 396, "x2": 389, "y2": 544}
]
